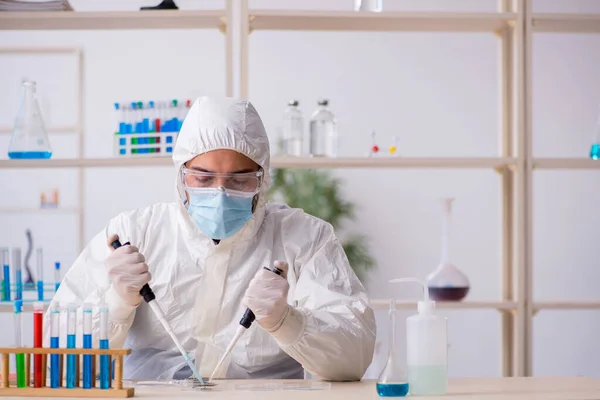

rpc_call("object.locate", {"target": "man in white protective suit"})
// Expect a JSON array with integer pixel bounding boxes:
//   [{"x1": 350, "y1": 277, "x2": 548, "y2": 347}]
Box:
[{"x1": 46, "y1": 96, "x2": 376, "y2": 381}]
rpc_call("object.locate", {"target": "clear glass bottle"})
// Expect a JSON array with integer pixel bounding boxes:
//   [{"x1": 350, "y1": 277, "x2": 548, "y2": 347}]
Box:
[
  {"x1": 376, "y1": 299, "x2": 409, "y2": 397},
  {"x1": 309, "y1": 99, "x2": 338, "y2": 157},
  {"x1": 426, "y1": 197, "x2": 470, "y2": 301},
  {"x1": 355, "y1": 0, "x2": 382, "y2": 12},
  {"x1": 8, "y1": 80, "x2": 52, "y2": 159},
  {"x1": 590, "y1": 105, "x2": 600, "y2": 160},
  {"x1": 282, "y1": 100, "x2": 304, "y2": 156}
]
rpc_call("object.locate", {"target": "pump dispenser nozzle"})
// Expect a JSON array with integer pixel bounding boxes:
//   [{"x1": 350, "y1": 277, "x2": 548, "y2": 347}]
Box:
[{"x1": 388, "y1": 277, "x2": 434, "y2": 315}]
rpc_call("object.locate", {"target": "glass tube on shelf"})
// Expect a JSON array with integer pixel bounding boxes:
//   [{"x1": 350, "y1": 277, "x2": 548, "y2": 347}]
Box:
[
  {"x1": 54, "y1": 262, "x2": 61, "y2": 292},
  {"x1": 13, "y1": 248, "x2": 22, "y2": 301},
  {"x1": 99, "y1": 302, "x2": 110, "y2": 389},
  {"x1": 36, "y1": 248, "x2": 44, "y2": 301},
  {"x1": 50, "y1": 303, "x2": 60, "y2": 388},
  {"x1": 82, "y1": 303, "x2": 93, "y2": 389},
  {"x1": 66, "y1": 303, "x2": 77, "y2": 388},
  {"x1": 1, "y1": 248, "x2": 10, "y2": 301}
]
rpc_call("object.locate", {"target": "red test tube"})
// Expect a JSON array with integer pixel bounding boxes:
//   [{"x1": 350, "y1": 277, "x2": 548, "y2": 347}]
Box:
[{"x1": 33, "y1": 301, "x2": 44, "y2": 387}]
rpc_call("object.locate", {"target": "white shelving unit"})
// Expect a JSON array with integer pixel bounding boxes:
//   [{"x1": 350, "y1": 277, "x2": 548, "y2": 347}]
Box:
[{"x1": 1, "y1": 0, "x2": 599, "y2": 379}]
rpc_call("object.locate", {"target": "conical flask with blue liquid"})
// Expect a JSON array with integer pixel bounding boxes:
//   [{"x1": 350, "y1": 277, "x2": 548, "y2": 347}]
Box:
[
  {"x1": 376, "y1": 299, "x2": 409, "y2": 397},
  {"x1": 8, "y1": 80, "x2": 52, "y2": 159}
]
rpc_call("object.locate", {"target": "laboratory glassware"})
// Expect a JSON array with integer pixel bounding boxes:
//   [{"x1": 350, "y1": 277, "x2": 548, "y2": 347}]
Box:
[
  {"x1": 355, "y1": 0, "x2": 382, "y2": 12},
  {"x1": 14, "y1": 300, "x2": 26, "y2": 388},
  {"x1": 426, "y1": 198, "x2": 470, "y2": 301},
  {"x1": 99, "y1": 302, "x2": 111, "y2": 389},
  {"x1": 33, "y1": 301, "x2": 44, "y2": 387},
  {"x1": 36, "y1": 248, "x2": 44, "y2": 301},
  {"x1": 1, "y1": 248, "x2": 10, "y2": 301},
  {"x1": 376, "y1": 299, "x2": 409, "y2": 397},
  {"x1": 50, "y1": 303, "x2": 60, "y2": 388},
  {"x1": 590, "y1": 105, "x2": 600, "y2": 160},
  {"x1": 55, "y1": 261, "x2": 61, "y2": 291},
  {"x1": 111, "y1": 239, "x2": 204, "y2": 385},
  {"x1": 282, "y1": 100, "x2": 304, "y2": 156},
  {"x1": 83, "y1": 303, "x2": 93, "y2": 388},
  {"x1": 66, "y1": 303, "x2": 77, "y2": 388},
  {"x1": 8, "y1": 80, "x2": 52, "y2": 159},
  {"x1": 390, "y1": 278, "x2": 448, "y2": 396},
  {"x1": 210, "y1": 263, "x2": 286, "y2": 381},
  {"x1": 13, "y1": 248, "x2": 22, "y2": 301},
  {"x1": 309, "y1": 99, "x2": 338, "y2": 157}
]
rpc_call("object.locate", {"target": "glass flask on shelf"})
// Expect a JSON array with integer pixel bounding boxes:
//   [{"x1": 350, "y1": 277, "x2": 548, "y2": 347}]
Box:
[
  {"x1": 590, "y1": 105, "x2": 600, "y2": 160},
  {"x1": 426, "y1": 197, "x2": 470, "y2": 301},
  {"x1": 376, "y1": 299, "x2": 409, "y2": 397},
  {"x1": 282, "y1": 100, "x2": 304, "y2": 156},
  {"x1": 8, "y1": 80, "x2": 52, "y2": 159},
  {"x1": 309, "y1": 99, "x2": 338, "y2": 157}
]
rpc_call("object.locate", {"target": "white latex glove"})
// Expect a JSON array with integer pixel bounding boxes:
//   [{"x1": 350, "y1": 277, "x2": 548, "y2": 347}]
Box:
[
  {"x1": 105, "y1": 234, "x2": 152, "y2": 307},
  {"x1": 242, "y1": 260, "x2": 290, "y2": 332}
]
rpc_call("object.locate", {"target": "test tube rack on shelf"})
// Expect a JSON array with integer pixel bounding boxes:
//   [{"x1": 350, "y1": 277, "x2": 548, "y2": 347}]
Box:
[
  {"x1": 0, "y1": 347, "x2": 134, "y2": 398},
  {"x1": 113, "y1": 132, "x2": 177, "y2": 157}
]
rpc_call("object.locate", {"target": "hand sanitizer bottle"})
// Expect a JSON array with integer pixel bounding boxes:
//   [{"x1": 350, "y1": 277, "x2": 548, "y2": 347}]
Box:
[{"x1": 389, "y1": 278, "x2": 448, "y2": 396}]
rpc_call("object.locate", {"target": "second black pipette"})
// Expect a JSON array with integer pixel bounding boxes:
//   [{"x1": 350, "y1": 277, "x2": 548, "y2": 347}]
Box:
[{"x1": 110, "y1": 239, "x2": 204, "y2": 384}]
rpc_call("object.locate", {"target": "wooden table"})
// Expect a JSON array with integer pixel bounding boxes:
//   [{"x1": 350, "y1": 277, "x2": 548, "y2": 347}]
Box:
[{"x1": 6, "y1": 377, "x2": 600, "y2": 399}]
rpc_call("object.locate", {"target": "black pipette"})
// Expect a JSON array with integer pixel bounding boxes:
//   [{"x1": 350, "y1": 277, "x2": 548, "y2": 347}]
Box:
[
  {"x1": 110, "y1": 239, "x2": 204, "y2": 384},
  {"x1": 209, "y1": 264, "x2": 284, "y2": 381}
]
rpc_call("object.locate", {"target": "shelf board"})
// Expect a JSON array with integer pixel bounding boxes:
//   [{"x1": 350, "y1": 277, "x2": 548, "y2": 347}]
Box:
[
  {"x1": 532, "y1": 13, "x2": 600, "y2": 33},
  {"x1": 271, "y1": 156, "x2": 514, "y2": 169},
  {"x1": 533, "y1": 158, "x2": 600, "y2": 170},
  {"x1": 0, "y1": 301, "x2": 50, "y2": 313},
  {"x1": 0, "y1": 157, "x2": 173, "y2": 168},
  {"x1": 0, "y1": 207, "x2": 79, "y2": 214},
  {"x1": 0, "y1": 157, "x2": 514, "y2": 169},
  {"x1": 249, "y1": 10, "x2": 516, "y2": 32},
  {"x1": 0, "y1": 126, "x2": 77, "y2": 134},
  {"x1": 370, "y1": 299, "x2": 517, "y2": 311},
  {"x1": 0, "y1": 10, "x2": 226, "y2": 31},
  {"x1": 534, "y1": 301, "x2": 600, "y2": 311}
]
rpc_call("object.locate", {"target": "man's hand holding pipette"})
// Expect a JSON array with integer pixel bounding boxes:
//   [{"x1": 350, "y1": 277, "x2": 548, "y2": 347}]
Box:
[
  {"x1": 242, "y1": 260, "x2": 290, "y2": 332},
  {"x1": 105, "y1": 234, "x2": 152, "y2": 307}
]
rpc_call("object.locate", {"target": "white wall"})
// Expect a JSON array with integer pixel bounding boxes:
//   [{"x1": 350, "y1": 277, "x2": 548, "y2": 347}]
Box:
[{"x1": 0, "y1": 0, "x2": 599, "y2": 379}]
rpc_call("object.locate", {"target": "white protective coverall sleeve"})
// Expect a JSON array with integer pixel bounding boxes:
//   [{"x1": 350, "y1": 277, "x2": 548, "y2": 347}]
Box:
[
  {"x1": 272, "y1": 216, "x2": 375, "y2": 381},
  {"x1": 43, "y1": 214, "x2": 138, "y2": 350}
]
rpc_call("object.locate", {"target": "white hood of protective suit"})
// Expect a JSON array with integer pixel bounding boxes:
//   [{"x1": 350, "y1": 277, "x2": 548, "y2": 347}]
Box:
[
  {"x1": 173, "y1": 96, "x2": 271, "y2": 242},
  {"x1": 46, "y1": 96, "x2": 376, "y2": 382}
]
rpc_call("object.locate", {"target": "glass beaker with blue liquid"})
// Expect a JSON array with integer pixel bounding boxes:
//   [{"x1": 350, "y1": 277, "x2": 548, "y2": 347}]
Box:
[
  {"x1": 8, "y1": 80, "x2": 52, "y2": 159},
  {"x1": 590, "y1": 106, "x2": 600, "y2": 160},
  {"x1": 376, "y1": 299, "x2": 409, "y2": 397}
]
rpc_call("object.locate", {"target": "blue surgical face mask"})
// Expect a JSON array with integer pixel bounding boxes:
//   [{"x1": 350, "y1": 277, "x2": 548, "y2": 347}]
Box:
[{"x1": 186, "y1": 188, "x2": 254, "y2": 240}]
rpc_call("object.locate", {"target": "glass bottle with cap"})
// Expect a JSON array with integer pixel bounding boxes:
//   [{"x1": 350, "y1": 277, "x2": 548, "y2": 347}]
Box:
[
  {"x1": 309, "y1": 99, "x2": 338, "y2": 157},
  {"x1": 389, "y1": 278, "x2": 448, "y2": 396},
  {"x1": 8, "y1": 80, "x2": 52, "y2": 159}
]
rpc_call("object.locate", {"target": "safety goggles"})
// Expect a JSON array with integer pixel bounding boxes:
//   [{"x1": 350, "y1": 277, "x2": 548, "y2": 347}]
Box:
[{"x1": 182, "y1": 167, "x2": 263, "y2": 194}]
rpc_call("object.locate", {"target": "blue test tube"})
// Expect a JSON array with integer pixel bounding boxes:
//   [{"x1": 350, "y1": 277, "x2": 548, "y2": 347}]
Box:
[
  {"x1": 54, "y1": 262, "x2": 61, "y2": 292},
  {"x1": 1, "y1": 248, "x2": 10, "y2": 301},
  {"x1": 114, "y1": 103, "x2": 125, "y2": 134},
  {"x1": 99, "y1": 303, "x2": 110, "y2": 389},
  {"x1": 50, "y1": 303, "x2": 60, "y2": 388},
  {"x1": 36, "y1": 248, "x2": 44, "y2": 301},
  {"x1": 82, "y1": 303, "x2": 93, "y2": 388},
  {"x1": 148, "y1": 101, "x2": 155, "y2": 133},
  {"x1": 66, "y1": 303, "x2": 77, "y2": 388},
  {"x1": 13, "y1": 248, "x2": 22, "y2": 301}
]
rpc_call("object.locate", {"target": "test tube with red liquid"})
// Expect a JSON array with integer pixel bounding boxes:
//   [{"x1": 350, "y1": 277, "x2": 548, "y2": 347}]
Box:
[{"x1": 33, "y1": 301, "x2": 44, "y2": 387}]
